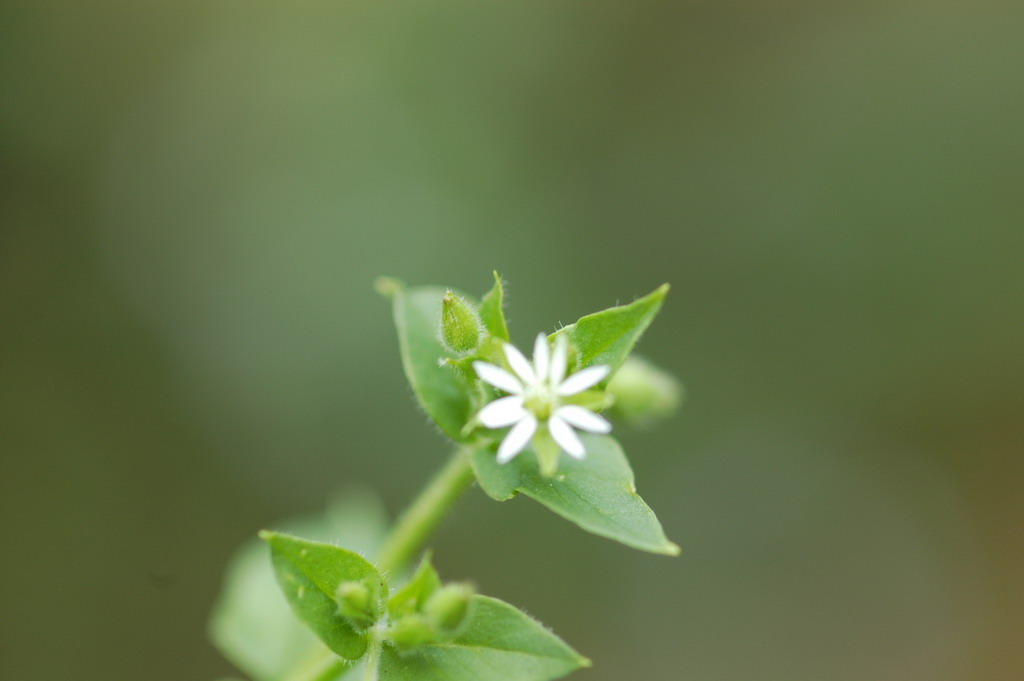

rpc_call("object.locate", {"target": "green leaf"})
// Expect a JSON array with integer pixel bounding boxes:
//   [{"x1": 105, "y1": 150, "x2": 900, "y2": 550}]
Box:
[
  {"x1": 209, "y1": 492, "x2": 387, "y2": 681},
  {"x1": 262, "y1": 531, "x2": 385, "y2": 660},
  {"x1": 470, "y1": 434, "x2": 679, "y2": 555},
  {"x1": 552, "y1": 284, "x2": 668, "y2": 377},
  {"x1": 379, "y1": 279, "x2": 474, "y2": 441},
  {"x1": 208, "y1": 536, "x2": 320, "y2": 681},
  {"x1": 379, "y1": 595, "x2": 589, "y2": 681},
  {"x1": 387, "y1": 552, "x2": 442, "y2": 619},
  {"x1": 478, "y1": 271, "x2": 510, "y2": 341}
]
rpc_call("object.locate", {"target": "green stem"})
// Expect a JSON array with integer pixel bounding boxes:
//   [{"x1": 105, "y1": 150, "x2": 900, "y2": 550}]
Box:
[
  {"x1": 362, "y1": 636, "x2": 382, "y2": 681},
  {"x1": 376, "y1": 448, "x2": 475, "y2": 574}
]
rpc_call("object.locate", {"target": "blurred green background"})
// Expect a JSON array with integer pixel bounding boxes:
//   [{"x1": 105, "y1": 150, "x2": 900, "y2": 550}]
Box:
[{"x1": 2, "y1": 2, "x2": 1022, "y2": 680}]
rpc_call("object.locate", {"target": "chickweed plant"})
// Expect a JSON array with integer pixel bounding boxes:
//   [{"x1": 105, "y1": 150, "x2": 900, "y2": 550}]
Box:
[{"x1": 210, "y1": 273, "x2": 681, "y2": 681}]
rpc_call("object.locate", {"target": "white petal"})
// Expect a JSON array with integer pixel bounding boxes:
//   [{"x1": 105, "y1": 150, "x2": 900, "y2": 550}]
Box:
[
  {"x1": 548, "y1": 414, "x2": 585, "y2": 459},
  {"x1": 533, "y1": 333, "x2": 550, "y2": 382},
  {"x1": 556, "y1": 365, "x2": 611, "y2": 396},
  {"x1": 504, "y1": 343, "x2": 537, "y2": 385},
  {"x1": 473, "y1": 362, "x2": 523, "y2": 394},
  {"x1": 497, "y1": 414, "x2": 537, "y2": 463},
  {"x1": 549, "y1": 334, "x2": 568, "y2": 386},
  {"x1": 555, "y1": 405, "x2": 612, "y2": 434},
  {"x1": 478, "y1": 396, "x2": 527, "y2": 428}
]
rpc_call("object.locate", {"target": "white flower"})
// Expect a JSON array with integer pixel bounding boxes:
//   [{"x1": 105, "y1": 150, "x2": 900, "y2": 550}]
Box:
[{"x1": 473, "y1": 333, "x2": 612, "y2": 464}]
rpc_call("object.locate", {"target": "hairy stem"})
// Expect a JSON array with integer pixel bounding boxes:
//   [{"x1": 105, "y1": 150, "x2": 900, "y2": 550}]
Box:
[
  {"x1": 362, "y1": 638, "x2": 382, "y2": 681},
  {"x1": 376, "y1": 448, "x2": 475, "y2": 574}
]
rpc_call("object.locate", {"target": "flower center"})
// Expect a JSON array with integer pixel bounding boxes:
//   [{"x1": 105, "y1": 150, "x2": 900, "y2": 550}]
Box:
[{"x1": 522, "y1": 384, "x2": 557, "y2": 420}]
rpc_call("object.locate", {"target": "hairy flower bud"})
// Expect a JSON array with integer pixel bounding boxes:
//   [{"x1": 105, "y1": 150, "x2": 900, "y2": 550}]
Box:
[
  {"x1": 439, "y1": 290, "x2": 483, "y2": 355},
  {"x1": 388, "y1": 613, "x2": 437, "y2": 650},
  {"x1": 605, "y1": 356, "x2": 682, "y2": 427},
  {"x1": 424, "y1": 583, "x2": 474, "y2": 632},
  {"x1": 336, "y1": 579, "x2": 379, "y2": 629}
]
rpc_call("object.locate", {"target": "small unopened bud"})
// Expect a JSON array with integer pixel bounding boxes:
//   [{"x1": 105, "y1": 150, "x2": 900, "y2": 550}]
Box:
[
  {"x1": 424, "y1": 583, "x2": 474, "y2": 632},
  {"x1": 388, "y1": 613, "x2": 437, "y2": 651},
  {"x1": 605, "y1": 356, "x2": 682, "y2": 427},
  {"x1": 439, "y1": 290, "x2": 483, "y2": 355},
  {"x1": 336, "y1": 580, "x2": 378, "y2": 629}
]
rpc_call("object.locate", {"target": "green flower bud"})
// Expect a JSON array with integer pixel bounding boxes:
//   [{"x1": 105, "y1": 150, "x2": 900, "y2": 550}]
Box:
[
  {"x1": 336, "y1": 579, "x2": 380, "y2": 629},
  {"x1": 439, "y1": 290, "x2": 483, "y2": 355},
  {"x1": 424, "y1": 583, "x2": 474, "y2": 633},
  {"x1": 605, "y1": 356, "x2": 683, "y2": 427},
  {"x1": 387, "y1": 613, "x2": 438, "y2": 651}
]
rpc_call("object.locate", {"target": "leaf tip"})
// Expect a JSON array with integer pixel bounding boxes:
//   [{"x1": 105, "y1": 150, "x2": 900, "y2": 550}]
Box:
[
  {"x1": 257, "y1": 529, "x2": 274, "y2": 542},
  {"x1": 662, "y1": 540, "x2": 682, "y2": 557},
  {"x1": 374, "y1": 276, "x2": 405, "y2": 298}
]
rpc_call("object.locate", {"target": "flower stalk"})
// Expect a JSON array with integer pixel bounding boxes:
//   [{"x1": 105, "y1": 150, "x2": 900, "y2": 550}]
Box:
[{"x1": 375, "y1": 448, "x2": 476, "y2": 575}]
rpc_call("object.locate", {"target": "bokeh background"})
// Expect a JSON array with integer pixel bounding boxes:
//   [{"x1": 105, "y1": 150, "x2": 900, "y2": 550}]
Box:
[{"x1": 2, "y1": 2, "x2": 1022, "y2": 680}]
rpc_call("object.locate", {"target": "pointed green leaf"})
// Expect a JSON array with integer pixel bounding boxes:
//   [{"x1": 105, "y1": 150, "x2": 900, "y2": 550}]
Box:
[
  {"x1": 380, "y1": 280, "x2": 474, "y2": 441},
  {"x1": 261, "y1": 531, "x2": 385, "y2": 660},
  {"x1": 471, "y1": 434, "x2": 679, "y2": 555},
  {"x1": 209, "y1": 494, "x2": 387, "y2": 681},
  {"x1": 208, "y1": 535, "x2": 320, "y2": 681},
  {"x1": 387, "y1": 552, "x2": 442, "y2": 619},
  {"x1": 552, "y1": 284, "x2": 668, "y2": 377},
  {"x1": 478, "y1": 271, "x2": 510, "y2": 341},
  {"x1": 379, "y1": 595, "x2": 589, "y2": 681}
]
